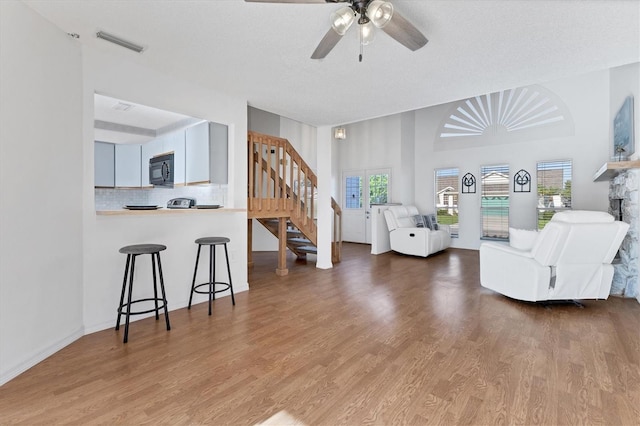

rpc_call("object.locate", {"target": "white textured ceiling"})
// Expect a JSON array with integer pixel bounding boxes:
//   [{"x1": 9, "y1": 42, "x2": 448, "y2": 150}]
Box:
[
  {"x1": 94, "y1": 94, "x2": 201, "y2": 143},
  {"x1": 24, "y1": 0, "x2": 640, "y2": 127}
]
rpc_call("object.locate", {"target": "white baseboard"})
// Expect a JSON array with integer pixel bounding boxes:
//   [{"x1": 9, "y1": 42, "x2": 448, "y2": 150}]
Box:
[
  {"x1": 2, "y1": 283, "x2": 251, "y2": 386},
  {"x1": 84, "y1": 282, "x2": 249, "y2": 334},
  {"x1": 0, "y1": 283, "x2": 249, "y2": 386},
  {"x1": 0, "y1": 326, "x2": 84, "y2": 387}
]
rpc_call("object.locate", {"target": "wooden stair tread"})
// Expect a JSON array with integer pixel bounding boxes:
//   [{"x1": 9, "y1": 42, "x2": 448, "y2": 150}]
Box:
[
  {"x1": 296, "y1": 246, "x2": 317, "y2": 254},
  {"x1": 288, "y1": 237, "x2": 312, "y2": 244}
]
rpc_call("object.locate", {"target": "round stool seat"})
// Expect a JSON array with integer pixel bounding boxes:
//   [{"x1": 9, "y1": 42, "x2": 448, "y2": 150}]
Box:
[
  {"x1": 195, "y1": 237, "x2": 230, "y2": 245},
  {"x1": 115, "y1": 243, "x2": 170, "y2": 343},
  {"x1": 119, "y1": 244, "x2": 167, "y2": 255}
]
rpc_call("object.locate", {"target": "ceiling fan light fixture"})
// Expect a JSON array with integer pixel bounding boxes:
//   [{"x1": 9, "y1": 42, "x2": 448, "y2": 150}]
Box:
[
  {"x1": 331, "y1": 6, "x2": 355, "y2": 35},
  {"x1": 360, "y1": 21, "x2": 375, "y2": 45},
  {"x1": 367, "y1": 0, "x2": 394, "y2": 28}
]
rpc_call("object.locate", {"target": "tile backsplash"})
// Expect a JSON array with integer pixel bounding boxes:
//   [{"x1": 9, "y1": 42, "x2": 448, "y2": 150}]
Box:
[{"x1": 95, "y1": 185, "x2": 227, "y2": 210}]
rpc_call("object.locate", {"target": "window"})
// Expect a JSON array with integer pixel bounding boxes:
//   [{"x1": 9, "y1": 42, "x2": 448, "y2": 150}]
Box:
[
  {"x1": 344, "y1": 175, "x2": 362, "y2": 209},
  {"x1": 368, "y1": 172, "x2": 389, "y2": 205},
  {"x1": 537, "y1": 160, "x2": 572, "y2": 229},
  {"x1": 481, "y1": 164, "x2": 509, "y2": 239},
  {"x1": 434, "y1": 168, "x2": 459, "y2": 236}
]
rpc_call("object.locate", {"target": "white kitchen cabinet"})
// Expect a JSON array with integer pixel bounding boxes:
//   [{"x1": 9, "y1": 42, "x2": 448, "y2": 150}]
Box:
[
  {"x1": 185, "y1": 121, "x2": 228, "y2": 184},
  {"x1": 209, "y1": 122, "x2": 228, "y2": 184},
  {"x1": 185, "y1": 122, "x2": 209, "y2": 184},
  {"x1": 94, "y1": 141, "x2": 115, "y2": 187},
  {"x1": 115, "y1": 144, "x2": 142, "y2": 187}
]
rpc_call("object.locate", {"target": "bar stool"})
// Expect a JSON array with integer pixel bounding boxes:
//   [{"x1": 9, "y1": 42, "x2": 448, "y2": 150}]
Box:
[
  {"x1": 188, "y1": 237, "x2": 235, "y2": 315},
  {"x1": 115, "y1": 244, "x2": 171, "y2": 343}
]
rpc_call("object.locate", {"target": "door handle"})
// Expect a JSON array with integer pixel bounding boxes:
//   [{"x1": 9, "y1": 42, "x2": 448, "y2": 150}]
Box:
[{"x1": 162, "y1": 162, "x2": 170, "y2": 180}]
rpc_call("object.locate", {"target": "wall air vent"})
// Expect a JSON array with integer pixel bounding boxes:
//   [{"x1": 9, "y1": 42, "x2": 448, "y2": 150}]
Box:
[{"x1": 96, "y1": 31, "x2": 145, "y2": 53}]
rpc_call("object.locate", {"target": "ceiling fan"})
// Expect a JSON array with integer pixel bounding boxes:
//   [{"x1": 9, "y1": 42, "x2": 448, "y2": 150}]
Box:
[{"x1": 245, "y1": 0, "x2": 428, "y2": 62}]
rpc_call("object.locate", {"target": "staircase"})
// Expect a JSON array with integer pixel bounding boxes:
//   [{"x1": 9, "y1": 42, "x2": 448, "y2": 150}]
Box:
[{"x1": 248, "y1": 131, "x2": 342, "y2": 275}]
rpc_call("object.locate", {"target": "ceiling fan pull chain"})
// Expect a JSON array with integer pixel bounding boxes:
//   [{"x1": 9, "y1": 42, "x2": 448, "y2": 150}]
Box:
[{"x1": 359, "y1": 25, "x2": 364, "y2": 62}]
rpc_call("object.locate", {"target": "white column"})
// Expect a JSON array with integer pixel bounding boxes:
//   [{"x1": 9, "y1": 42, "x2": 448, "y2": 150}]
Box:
[{"x1": 316, "y1": 125, "x2": 333, "y2": 269}]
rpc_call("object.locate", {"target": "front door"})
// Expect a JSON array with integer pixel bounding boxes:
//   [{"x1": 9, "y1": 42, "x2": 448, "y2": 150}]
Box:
[
  {"x1": 342, "y1": 169, "x2": 391, "y2": 244},
  {"x1": 342, "y1": 171, "x2": 366, "y2": 243}
]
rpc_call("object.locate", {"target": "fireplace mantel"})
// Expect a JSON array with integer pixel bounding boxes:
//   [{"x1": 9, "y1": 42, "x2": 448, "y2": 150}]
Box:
[{"x1": 593, "y1": 160, "x2": 640, "y2": 182}]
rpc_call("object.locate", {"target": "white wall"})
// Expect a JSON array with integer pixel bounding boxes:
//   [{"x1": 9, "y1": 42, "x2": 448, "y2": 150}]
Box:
[
  {"x1": 336, "y1": 114, "x2": 404, "y2": 203},
  {"x1": 281, "y1": 116, "x2": 318, "y2": 172},
  {"x1": 399, "y1": 112, "x2": 416, "y2": 206},
  {"x1": 316, "y1": 125, "x2": 333, "y2": 269},
  {"x1": 248, "y1": 106, "x2": 280, "y2": 137},
  {"x1": 0, "y1": 1, "x2": 84, "y2": 385},
  {"x1": 414, "y1": 70, "x2": 613, "y2": 249},
  {"x1": 82, "y1": 48, "x2": 249, "y2": 332}
]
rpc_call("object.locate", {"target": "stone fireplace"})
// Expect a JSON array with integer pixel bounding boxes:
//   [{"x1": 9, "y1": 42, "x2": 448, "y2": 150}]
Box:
[{"x1": 609, "y1": 168, "x2": 639, "y2": 300}]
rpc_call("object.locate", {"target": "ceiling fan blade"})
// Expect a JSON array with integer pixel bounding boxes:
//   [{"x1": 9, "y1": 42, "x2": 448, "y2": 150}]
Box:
[
  {"x1": 311, "y1": 27, "x2": 343, "y2": 59},
  {"x1": 244, "y1": 0, "x2": 344, "y2": 3},
  {"x1": 381, "y1": 10, "x2": 428, "y2": 51}
]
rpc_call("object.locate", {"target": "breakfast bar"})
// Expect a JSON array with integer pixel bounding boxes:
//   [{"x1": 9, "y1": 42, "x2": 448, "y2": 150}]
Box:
[
  {"x1": 84, "y1": 207, "x2": 248, "y2": 335},
  {"x1": 96, "y1": 207, "x2": 245, "y2": 216}
]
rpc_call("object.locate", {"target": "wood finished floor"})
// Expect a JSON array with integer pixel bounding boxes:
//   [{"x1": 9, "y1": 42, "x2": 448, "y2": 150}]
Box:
[{"x1": 1, "y1": 244, "x2": 639, "y2": 425}]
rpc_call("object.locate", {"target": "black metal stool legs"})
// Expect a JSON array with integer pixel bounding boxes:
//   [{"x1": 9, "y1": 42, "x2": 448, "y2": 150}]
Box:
[
  {"x1": 115, "y1": 244, "x2": 170, "y2": 343},
  {"x1": 224, "y1": 243, "x2": 236, "y2": 305},
  {"x1": 123, "y1": 254, "x2": 137, "y2": 344},
  {"x1": 189, "y1": 237, "x2": 235, "y2": 316},
  {"x1": 188, "y1": 244, "x2": 202, "y2": 309},
  {"x1": 151, "y1": 254, "x2": 160, "y2": 320},
  {"x1": 209, "y1": 244, "x2": 215, "y2": 315},
  {"x1": 115, "y1": 254, "x2": 131, "y2": 331},
  {"x1": 155, "y1": 252, "x2": 171, "y2": 331}
]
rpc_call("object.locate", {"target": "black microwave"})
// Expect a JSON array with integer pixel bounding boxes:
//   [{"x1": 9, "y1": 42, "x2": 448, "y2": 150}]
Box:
[{"x1": 149, "y1": 152, "x2": 174, "y2": 188}]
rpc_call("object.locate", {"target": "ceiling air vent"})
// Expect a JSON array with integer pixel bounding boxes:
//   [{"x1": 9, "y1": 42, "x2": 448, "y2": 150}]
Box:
[
  {"x1": 113, "y1": 102, "x2": 133, "y2": 112},
  {"x1": 96, "y1": 31, "x2": 145, "y2": 53}
]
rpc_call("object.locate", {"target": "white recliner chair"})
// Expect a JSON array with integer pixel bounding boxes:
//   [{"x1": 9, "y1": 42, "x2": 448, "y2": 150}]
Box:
[
  {"x1": 383, "y1": 205, "x2": 451, "y2": 257},
  {"x1": 480, "y1": 210, "x2": 629, "y2": 302}
]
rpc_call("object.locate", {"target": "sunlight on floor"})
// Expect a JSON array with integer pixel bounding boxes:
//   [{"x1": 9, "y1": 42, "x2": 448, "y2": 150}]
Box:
[{"x1": 255, "y1": 410, "x2": 307, "y2": 426}]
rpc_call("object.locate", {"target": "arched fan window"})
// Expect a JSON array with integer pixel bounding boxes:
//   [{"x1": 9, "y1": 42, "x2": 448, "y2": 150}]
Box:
[{"x1": 436, "y1": 85, "x2": 573, "y2": 144}]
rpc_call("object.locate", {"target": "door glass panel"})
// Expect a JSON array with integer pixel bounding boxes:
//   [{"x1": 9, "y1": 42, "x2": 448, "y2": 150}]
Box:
[
  {"x1": 368, "y1": 173, "x2": 389, "y2": 205},
  {"x1": 345, "y1": 175, "x2": 362, "y2": 209}
]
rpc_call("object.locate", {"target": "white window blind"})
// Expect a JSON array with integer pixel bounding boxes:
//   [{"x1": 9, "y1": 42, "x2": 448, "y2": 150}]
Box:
[
  {"x1": 537, "y1": 160, "x2": 572, "y2": 229},
  {"x1": 481, "y1": 164, "x2": 509, "y2": 239}
]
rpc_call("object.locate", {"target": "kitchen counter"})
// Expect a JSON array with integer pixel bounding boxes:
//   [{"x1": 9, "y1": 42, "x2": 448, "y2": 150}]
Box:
[
  {"x1": 96, "y1": 207, "x2": 245, "y2": 216},
  {"x1": 85, "y1": 206, "x2": 248, "y2": 334}
]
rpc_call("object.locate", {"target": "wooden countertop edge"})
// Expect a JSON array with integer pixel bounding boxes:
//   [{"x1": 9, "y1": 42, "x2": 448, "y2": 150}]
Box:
[{"x1": 96, "y1": 208, "x2": 246, "y2": 216}]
